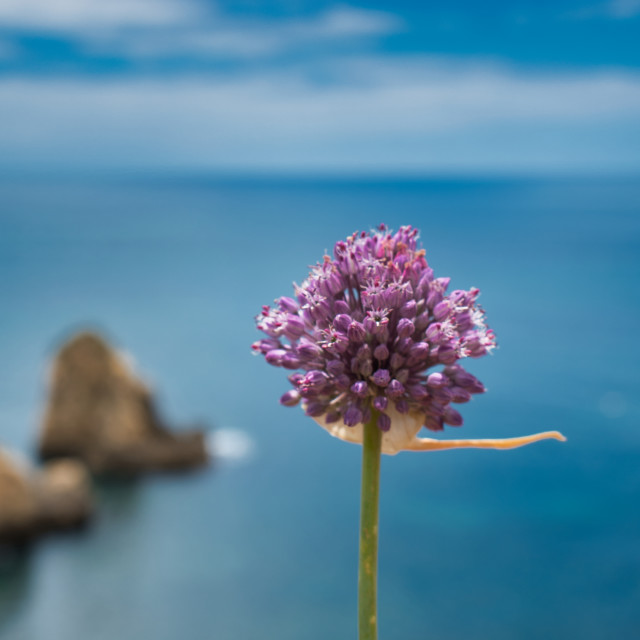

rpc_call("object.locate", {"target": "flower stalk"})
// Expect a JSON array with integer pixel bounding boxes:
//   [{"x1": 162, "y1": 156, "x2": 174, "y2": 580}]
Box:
[{"x1": 358, "y1": 410, "x2": 382, "y2": 640}]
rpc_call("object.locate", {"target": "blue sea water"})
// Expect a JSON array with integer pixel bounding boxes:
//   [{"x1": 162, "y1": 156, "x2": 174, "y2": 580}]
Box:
[{"x1": 0, "y1": 175, "x2": 638, "y2": 640}]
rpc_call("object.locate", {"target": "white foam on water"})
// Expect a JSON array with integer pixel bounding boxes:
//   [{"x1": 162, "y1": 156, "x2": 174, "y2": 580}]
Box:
[{"x1": 207, "y1": 428, "x2": 256, "y2": 462}]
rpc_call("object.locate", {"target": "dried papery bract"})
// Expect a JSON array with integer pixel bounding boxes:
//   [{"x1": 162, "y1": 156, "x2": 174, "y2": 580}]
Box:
[{"x1": 253, "y1": 225, "x2": 565, "y2": 640}]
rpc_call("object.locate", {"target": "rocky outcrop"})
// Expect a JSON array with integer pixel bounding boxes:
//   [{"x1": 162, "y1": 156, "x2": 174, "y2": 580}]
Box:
[
  {"x1": 39, "y1": 332, "x2": 208, "y2": 475},
  {"x1": 0, "y1": 451, "x2": 39, "y2": 543},
  {"x1": 34, "y1": 459, "x2": 94, "y2": 531},
  {"x1": 0, "y1": 449, "x2": 92, "y2": 544}
]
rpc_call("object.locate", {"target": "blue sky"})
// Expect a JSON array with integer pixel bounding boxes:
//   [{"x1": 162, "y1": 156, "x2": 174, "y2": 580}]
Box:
[{"x1": 0, "y1": 0, "x2": 639, "y2": 174}]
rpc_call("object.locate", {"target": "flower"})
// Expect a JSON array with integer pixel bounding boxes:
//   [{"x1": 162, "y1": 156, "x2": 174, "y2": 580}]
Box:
[{"x1": 253, "y1": 225, "x2": 565, "y2": 454}]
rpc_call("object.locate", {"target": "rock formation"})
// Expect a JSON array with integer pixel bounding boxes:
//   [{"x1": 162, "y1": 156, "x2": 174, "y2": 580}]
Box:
[
  {"x1": 0, "y1": 449, "x2": 92, "y2": 544},
  {"x1": 39, "y1": 332, "x2": 208, "y2": 475},
  {"x1": 35, "y1": 459, "x2": 94, "y2": 531},
  {"x1": 0, "y1": 450, "x2": 39, "y2": 543}
]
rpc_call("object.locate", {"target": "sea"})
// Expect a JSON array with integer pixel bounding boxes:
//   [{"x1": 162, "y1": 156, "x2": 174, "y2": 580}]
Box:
[{"x1": 0, "y1": 175, "x2": 638, "y2": 640}]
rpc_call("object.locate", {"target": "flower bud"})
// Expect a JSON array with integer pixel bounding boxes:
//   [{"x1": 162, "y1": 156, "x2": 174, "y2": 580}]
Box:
[
  {"x1": 414, "y1": 312, "x2": 431, "y2": 332},
  {"x1": 399, "y1": 299, "x2": 417, "y2": 318},
  {"x1": 386, "y1": 379, "x2": 405, "y2": 398},
  {"x1": 363, "y1": 316, "x2": 376, "y2": 333},
  {"x1": 304, "y1": 401, "x2": 327, "y2": 417},
  {"x1": 375, "y1": 325, "x2": 390, "y2": 343},
  {"x1": 252, "y1": 338, "x2": 278, "y2": 355},
  {"x1": 443, "y1": 406, "x2": 464, "y2": 427},
  {"x1": 373, "y1": 343, "x2": 389, "y2": 361},
  {"x1": 431, "y1": 386, "x2": 452, "y2": 403},
  {"x1": 408, "y1": 341, "x2": 429, "y2": 360},
  {"x1": 435, "y1": 345, "x2": 457, "y2": 364},
  {"x1": 304, "y1": 370, "x2": 329, "y2": 391},
  {"x1": 450, "y1": 387, "x2": 471, "y2": 403},
  {"x1": 396, "y1": 337, "x2": 413, "y2": 354},
  {"x1": 343, "y1": 406, "x2": 363, "y2": 427},
  {"x1": 424, "y1": 401, "x2": 445, "y2": 418},
  {"x1": 321, "y1": 272, "x2": 343, "y2": 297},
  {"x1": 288, "y1": 373, "x2": 304, "y2": 386},
  {"x1": 280, "y1": 390, "x2": 300, "y2": 406},
  {"x1": 455, "y1": 311, "x2": 474, "y2": 332},
  {"x1": 334, "y1": 300, "x2": 351, "y2": 315},
  {"x1": 397, "y1": 318, "x2": 415, "y2": 338},
  {"x1": 357, "y1": 344, "x2": 371, "y2": 361},
  {"x1": 351, "y1": 381, "x2": 369, "y2": 398},
  {"x1": 407, "y1": 384, "x2": 428, "y2": 400},
  {"x1": 278, "y1": 296, "x2": 299, "y2": 313},
  {"x1": 449, "y1": 289, "x2": 467, "y2": 304},
  {"x1": 326, "y1": 359, "x2": 345, "y2": 375},
  {"x1": 373, "y1": 396, "x2": 388, "y2": 411},
  {"x1": 423, "y1": 415, "x2": 444, "y2": 431},
  {"x1": 359, "y1": 360, "x2": 373, "y2": 378},
  {"x1": 333, "y1": 314, "x2": 351, "y2": 332},
  {"x1": 265, "y1": 349, "x2": 287, "y2": 366},
  {"x1": 324, "y1": 331, "x2": 349, "y2": 355},
  {"x1": 433, "y1": 300, "x2": 450, "y2": 321},
  {"x1": 395, "y1": 399, "x2": 409, "y2": 414},
  {"x1": 297, "y1": 338, "x2": 323, "y2": 359},
  {"x1": 283, "y1": 315, "x2": 306, "y2": 339},
  {"x1": 467, "y1": 343, "x2": 488, "y2": 358},
  {"x1": 282, "y1": 353, "x2": 301, "y2": 369},
  {"x1": 426, "y1": 290, "x2": 443, "y2": 309},
  {"x1": 336, "y1": 374, "x2": 351, "y2": 389},
  {"x1": 426, "y1": 372, "x2": 447, "y2": 388},
  {"x1": 450, "y1": 369, "x2": 485, "y2": 393},
  {"x1": 348, "y1": 321, "x2": 366, "y2": 342},
  {"x1": 425, "y1": 322, "x2": 443, "y2": 343},
  {"x1": 415, "y1": 268, "x2": 434, "y2": 296},
  {"x1": 371, "y1": 369, "x2": 390, "y2": 387},
  {"x1": 377, "y1": 412, "x2": 391, "y2": 432}
]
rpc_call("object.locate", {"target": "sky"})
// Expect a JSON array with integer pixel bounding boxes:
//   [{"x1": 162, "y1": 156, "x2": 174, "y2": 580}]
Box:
[{"x1": 0, "y1": 0, "x2": 639, "y2": 174}]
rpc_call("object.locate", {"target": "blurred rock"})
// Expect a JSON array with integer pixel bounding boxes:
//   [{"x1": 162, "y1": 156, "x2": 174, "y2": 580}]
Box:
[
  {"x1": 39, "y1": 332, "x2": 208, "y2": 474},
  {"x1": 34, "y1": 459, "x2": 93, "y2": 531},
  {"x1": 0, "y1": 450, "x2": 39, "y2": 543},
  {"x1": 0, "y1": 450, "x2": 92, "y2": 544}
]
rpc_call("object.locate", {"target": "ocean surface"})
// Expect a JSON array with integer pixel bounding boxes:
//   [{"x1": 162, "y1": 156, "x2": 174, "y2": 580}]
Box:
[{"x1": 0, "y1": 175, "x2": 638, "y2": 640}]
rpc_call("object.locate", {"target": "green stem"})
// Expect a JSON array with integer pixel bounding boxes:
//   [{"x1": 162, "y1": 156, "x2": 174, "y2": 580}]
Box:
[{"x1": 358, "y1": 411, "x2": 382, "y2": 640}]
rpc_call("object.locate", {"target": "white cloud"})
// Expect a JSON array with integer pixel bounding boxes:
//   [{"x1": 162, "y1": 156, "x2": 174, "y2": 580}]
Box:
[
  {"x1": 0, "y1": 57, "x2": 639, "y2": 173},
  {"x1": 0, "y1": 0, "x2": 400, "y2": 60},
  {"x1": 0, "y1": 0, "x2": 203, "y2": 31},
  {"x1": 300, "y1": 6, "x2": 401, "y2": 38},
  {"x1": 88, "y1": 7, "x2": 401, "y2": 59},
  {"x1": 567, "y1": 0, "x2": 640, "y2": 19}
]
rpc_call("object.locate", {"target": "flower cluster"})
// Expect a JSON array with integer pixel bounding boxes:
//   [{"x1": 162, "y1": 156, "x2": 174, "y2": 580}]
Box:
[{"x1": 253, "y1": 225, "x2": 499, "y2": 450}]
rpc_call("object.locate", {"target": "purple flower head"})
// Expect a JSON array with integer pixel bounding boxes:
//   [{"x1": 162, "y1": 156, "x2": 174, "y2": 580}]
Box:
[{"x1": 254, "y1": 225, "x2": 509, "y2": 454}]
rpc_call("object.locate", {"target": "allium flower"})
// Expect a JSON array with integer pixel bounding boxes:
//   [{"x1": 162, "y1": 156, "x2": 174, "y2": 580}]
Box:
[
  {"x1": 253, "y1": 224, "x2": 565, "y2": 640},
  {"x1": 253, "y1": 224, "x2": 564, "y2": 454}
]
